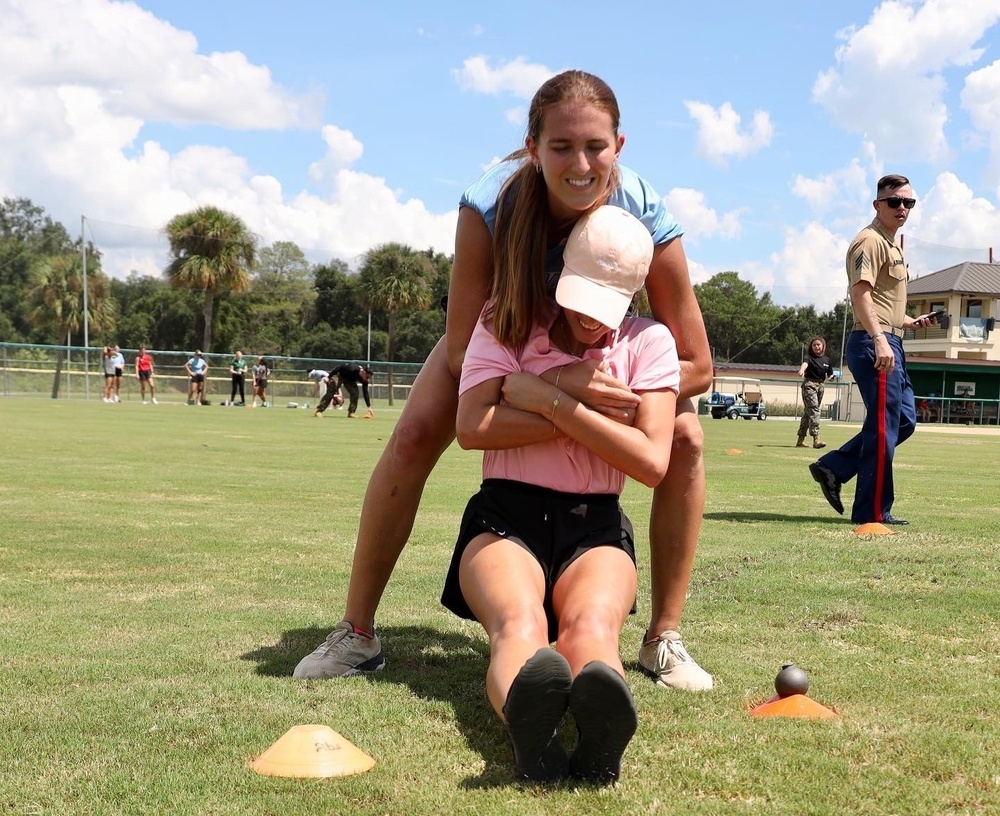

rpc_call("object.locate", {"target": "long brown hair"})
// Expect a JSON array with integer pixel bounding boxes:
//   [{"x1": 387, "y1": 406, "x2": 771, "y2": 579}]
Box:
[{"x1": 487, "y1": 70, "x2": 622, "y2": 348}]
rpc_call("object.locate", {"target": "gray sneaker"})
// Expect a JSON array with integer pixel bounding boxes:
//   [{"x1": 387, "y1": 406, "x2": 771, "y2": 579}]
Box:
[
  {"x1": 292, "y1": 620, "x2": 386, "y2": 679},
  {"x1": 638, "y1": 630, "x2": 713, "y2": 691}
]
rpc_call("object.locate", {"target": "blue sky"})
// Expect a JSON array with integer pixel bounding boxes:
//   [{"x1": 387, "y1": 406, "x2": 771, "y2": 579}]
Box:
[{"x1": 5, "y1": 0, "x2": 1000, "y2": 311}]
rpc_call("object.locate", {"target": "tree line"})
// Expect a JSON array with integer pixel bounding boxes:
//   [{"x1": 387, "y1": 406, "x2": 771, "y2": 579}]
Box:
[{"x1": 0, "y1": 197, "x2": 848, "y2": 368}]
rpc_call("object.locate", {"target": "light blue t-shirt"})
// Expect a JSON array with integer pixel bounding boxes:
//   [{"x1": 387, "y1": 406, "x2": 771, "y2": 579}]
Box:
[{"x1": 188, "y1": 356, "x2": 207, "y2": 376}]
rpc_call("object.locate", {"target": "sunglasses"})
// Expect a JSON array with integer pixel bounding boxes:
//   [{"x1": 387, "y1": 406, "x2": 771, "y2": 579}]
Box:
[{"x1": 878, "y1": 196, "x2": 916, "y2": 210}]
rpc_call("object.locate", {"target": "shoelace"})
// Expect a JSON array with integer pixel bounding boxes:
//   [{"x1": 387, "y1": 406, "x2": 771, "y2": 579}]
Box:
[{"x1": 655, "y1": 638, "x2": 692, "y2": 672}]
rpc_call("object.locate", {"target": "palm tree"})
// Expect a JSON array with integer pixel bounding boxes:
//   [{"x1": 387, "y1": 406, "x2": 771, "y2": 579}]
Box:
[
  {"x1": 163, "y1": 206, "x2": 256, "y2": 352},
  {"x1": 27, "y1": 252, "x2": 115, "y2": 398},
  {"x1": 356, "y1": 243, "x2": 436, "y2": 405}
]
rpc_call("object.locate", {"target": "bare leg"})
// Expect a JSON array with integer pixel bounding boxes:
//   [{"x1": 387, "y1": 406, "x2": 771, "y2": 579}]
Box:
[
  {"x1": 639, "y1": 399, "x2": 712, "y2": 690},
  {"x1": 553, "y1": 546, "x2": 638, "y2": 784},
  {"x1": 458, "y1": 533, "x2": 548, "y2": 717},
  {"x1": 648, "y1": 401, "x2": 704, "y2": 634},
  {"x1": 343, "y1": 338, "x2": 458, "y2": 632},
  {"x1": 552, "y1": 547, "x2": 636, "y2": 678}
]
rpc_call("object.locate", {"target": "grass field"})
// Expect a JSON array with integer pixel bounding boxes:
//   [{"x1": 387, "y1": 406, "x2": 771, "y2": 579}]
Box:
[{"x1": 2, "y1": 398, "x2": 999, "y2": 815}]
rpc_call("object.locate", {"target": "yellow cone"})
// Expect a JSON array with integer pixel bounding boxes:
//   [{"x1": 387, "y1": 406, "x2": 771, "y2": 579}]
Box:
[
  {"x1": 251, "y1": 724, "x2": 375, "y2": 778},
  {"x1": 854, "y1": 522, "x2": 894, "y2": 536}
]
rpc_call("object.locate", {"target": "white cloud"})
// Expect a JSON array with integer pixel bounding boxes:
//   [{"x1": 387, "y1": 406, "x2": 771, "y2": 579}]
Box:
[
  {"x1": 452, "y1": 56, "x2": 554, "y2": 98},
  {"x1": 750, "y1": 223, "x2": 850, "y2": 310},
  {"x1": 903, "y1": 171, "x2": 1000, "y2": 274},
  {"x1": 961, "y1": 58, "x2": 1000, "y2": 182},
  {"x1": 0, "y1": 0, "x2": 321, "y2": 129},
  {"x1": 663, "y1": 188, "x2": 743, "y2": 241},
  {"x1": 0, "y1": 0, "x2": 459, "y2": 281},
  {"x1": 683, "y1": 101, "x2": 774, "y2": 166},
  {"x1": 791, "y1": 156, "x2": 870, "y2": 214},
  {"x1": 813, "y1": 0, "x2": 1000, "y2": 165},
  {"x1": 308, "y1": 125, "x2": 365, "y2": 184}
]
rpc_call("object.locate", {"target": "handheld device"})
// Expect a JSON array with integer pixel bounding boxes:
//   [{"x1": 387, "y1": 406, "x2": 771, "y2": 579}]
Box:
[{"x1": 930, "y1": 309, "x2": 947, "y2": 319}]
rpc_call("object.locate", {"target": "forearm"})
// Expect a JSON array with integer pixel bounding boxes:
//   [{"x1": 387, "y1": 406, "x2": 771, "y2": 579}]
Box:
[
  {"x1": 645, "y1": 238, "x2": 713, "y2": 399},
  {"x1": 551, "y1": 395, "x2": 672, "y2": 487},
  {"x1": 676, "y1": 359, "x2": 711, "y2": 401},
  {"x1": 457, "y1": 403, "x2": 563, "y2": 450},
  {"x1": 446, "y1": 208, "x2": 492, "y2": 379}
]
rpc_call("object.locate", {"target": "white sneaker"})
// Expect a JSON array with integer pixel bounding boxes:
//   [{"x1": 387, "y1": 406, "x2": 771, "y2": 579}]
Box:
[
  {"x1": 293, "y1": 621, "x2": 386, "y2": 679},
  {"x1": 638, "y1": 630, "x2": 713, "y2": 691},
  {"x1": 113, "y1": 395, "x2": 120, "y2": 403},
  {"x1": 102, "y1": 397, "x2": 110, "y2": 403},
  {"x1": 151, "y1": 398, "x2": 158, "y2": 405},
  {"x1": 141, "y1": 400, "x2": 148, "y2": 405}
]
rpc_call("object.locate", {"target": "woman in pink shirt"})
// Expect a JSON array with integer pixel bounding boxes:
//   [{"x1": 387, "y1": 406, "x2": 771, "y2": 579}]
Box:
[{"x1": 441, "y1": 207, "x2": 679, "y2": 785}]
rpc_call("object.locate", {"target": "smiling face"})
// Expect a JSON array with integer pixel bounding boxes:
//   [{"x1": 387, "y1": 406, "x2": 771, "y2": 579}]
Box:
[
  {"x1": 527, "y1": 101, "x2": 624, "y2": 223},
  {"x1": 565, "y1": 306, "x2": 610, "y2": 338}
]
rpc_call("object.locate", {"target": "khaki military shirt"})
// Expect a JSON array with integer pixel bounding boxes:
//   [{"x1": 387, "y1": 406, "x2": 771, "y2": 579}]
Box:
[{"x1": 847, "y1": 218, "x2": 907, "y2": 332}]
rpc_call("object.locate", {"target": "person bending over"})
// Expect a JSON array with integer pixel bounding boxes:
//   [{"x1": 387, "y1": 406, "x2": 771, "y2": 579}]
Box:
[
  {"x1": 315, "y1": 363, "x2": 372, "y2": 419},
  {"x1": 294, "y1": 70, "x2": 712, "y2": 692}
]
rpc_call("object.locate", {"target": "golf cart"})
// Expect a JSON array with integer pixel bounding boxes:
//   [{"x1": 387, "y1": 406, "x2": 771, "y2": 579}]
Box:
[{"x1": 709, "y1": 376, "x2": 767, "y2": 421}]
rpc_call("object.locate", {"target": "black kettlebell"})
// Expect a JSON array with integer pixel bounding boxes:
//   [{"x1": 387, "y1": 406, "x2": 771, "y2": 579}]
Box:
[{"x1": 774, "y1": 663, "x2": 810, "y2": 697}]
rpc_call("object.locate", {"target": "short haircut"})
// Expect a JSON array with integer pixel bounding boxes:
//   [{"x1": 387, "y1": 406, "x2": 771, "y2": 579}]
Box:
[{"x1": 877, "y1": 174, "x2": 910, "y2": 195}]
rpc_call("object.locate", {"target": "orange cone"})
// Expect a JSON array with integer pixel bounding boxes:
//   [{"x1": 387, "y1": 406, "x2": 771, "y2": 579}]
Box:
[
  {"x1": 750, "y1": 693, "x2": 838, "y2": 719},
  {"x1": 854, "y1": 522, "x2": 894, "y2": 536},
  {"x1": 251, "y1": 724, "x2": 375, "y2": 778}
]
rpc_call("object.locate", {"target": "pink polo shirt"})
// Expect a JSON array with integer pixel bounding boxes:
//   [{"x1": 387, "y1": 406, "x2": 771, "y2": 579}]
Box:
[{"x1": 459, "y1": 306, "x2": 680, "y2": 495}]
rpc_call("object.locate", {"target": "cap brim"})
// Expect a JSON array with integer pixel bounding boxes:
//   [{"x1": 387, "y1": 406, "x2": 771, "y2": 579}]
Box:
[{"x1": 555, "y1": 272, "x2": 630, "y2": 329}]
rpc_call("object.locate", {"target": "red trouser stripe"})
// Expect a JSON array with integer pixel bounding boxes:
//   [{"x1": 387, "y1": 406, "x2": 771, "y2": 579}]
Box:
[{"x1": 873, "y1": 371, "x2": 887, "y2": 522}]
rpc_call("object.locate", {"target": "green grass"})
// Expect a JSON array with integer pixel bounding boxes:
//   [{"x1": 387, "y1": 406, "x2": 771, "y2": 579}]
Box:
[{"x1": 2, "y1": 399, "x2": 999, "y2": 815}]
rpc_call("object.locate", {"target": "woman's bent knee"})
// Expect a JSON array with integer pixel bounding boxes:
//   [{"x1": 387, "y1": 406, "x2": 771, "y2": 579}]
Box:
[
  {"x1": 671, "y1": 401, "x2": 704, "y2": 459},
  {"x1": 388, "y1": 407, "x2": 454, "y2": 464}
]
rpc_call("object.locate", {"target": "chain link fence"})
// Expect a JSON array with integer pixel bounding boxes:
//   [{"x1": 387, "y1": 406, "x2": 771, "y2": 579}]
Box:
[{"x1": 0, "y1": 342, "x2": 422, "y2": 406}]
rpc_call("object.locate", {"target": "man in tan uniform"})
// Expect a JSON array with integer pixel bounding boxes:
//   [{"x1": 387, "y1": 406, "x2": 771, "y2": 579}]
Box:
[{"x1": 809, "y1": 174, "x2": 940, "y2": 525}]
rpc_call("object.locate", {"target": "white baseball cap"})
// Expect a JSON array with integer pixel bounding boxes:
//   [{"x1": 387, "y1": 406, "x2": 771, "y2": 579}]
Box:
[{"x1": 555, "y1": 206, "x2": 653, "y2": 329}]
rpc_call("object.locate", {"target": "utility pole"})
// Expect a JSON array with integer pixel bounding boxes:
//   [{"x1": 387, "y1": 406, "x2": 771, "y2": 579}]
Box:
[{"x1": 81, "y1": 215, "x2": 90, "y2": 400}]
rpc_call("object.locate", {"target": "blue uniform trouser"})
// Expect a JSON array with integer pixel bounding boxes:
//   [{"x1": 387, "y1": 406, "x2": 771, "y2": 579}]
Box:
[{"x1": 817, "y1": 331, "x2": 915, "y2": 523}]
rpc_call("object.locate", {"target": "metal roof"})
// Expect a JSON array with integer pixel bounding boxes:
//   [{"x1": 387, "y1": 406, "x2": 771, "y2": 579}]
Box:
[{"x1": 908, "y1": 262, "x2": 1000, "y2": 296}]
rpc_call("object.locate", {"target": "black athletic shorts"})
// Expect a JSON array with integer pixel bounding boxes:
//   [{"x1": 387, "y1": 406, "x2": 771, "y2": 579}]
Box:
[{"x1": 441, "y1": 478, "x2": 636, "y2": 643}]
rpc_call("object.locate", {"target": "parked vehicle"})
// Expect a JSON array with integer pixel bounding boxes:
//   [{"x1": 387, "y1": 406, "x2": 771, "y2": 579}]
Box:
[{"x1": 709, "y1": 376, "x2": 767, "y2": 421}]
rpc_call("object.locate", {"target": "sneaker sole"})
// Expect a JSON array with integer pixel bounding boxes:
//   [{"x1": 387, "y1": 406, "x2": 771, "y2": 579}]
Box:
[
  {"x1": 292, "y1": 650, "x2": 386, "y2": 679},
  {"x1": 337, "y1": 653, "x2": 387, "y2": 676},
  {"x1": 568, "y1": 661, "x2": 637, "y2": 784},
  {"x1": 505, "y1": 649, "x2": 572, "y2": 783}
]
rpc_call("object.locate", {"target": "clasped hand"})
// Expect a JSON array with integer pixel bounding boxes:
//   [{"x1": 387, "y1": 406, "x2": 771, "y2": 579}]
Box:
[{"x1": 501, "y1": 359, "x2": 641, "y2": 422}]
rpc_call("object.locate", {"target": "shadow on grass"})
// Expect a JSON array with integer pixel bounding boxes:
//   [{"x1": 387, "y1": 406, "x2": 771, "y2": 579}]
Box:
[
  {"x1": 242, "y1": 624, "x2": 537, "y2": 789},
  {"x1": 704, "y1": 511, "x2": 853, "y2": 523}
]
